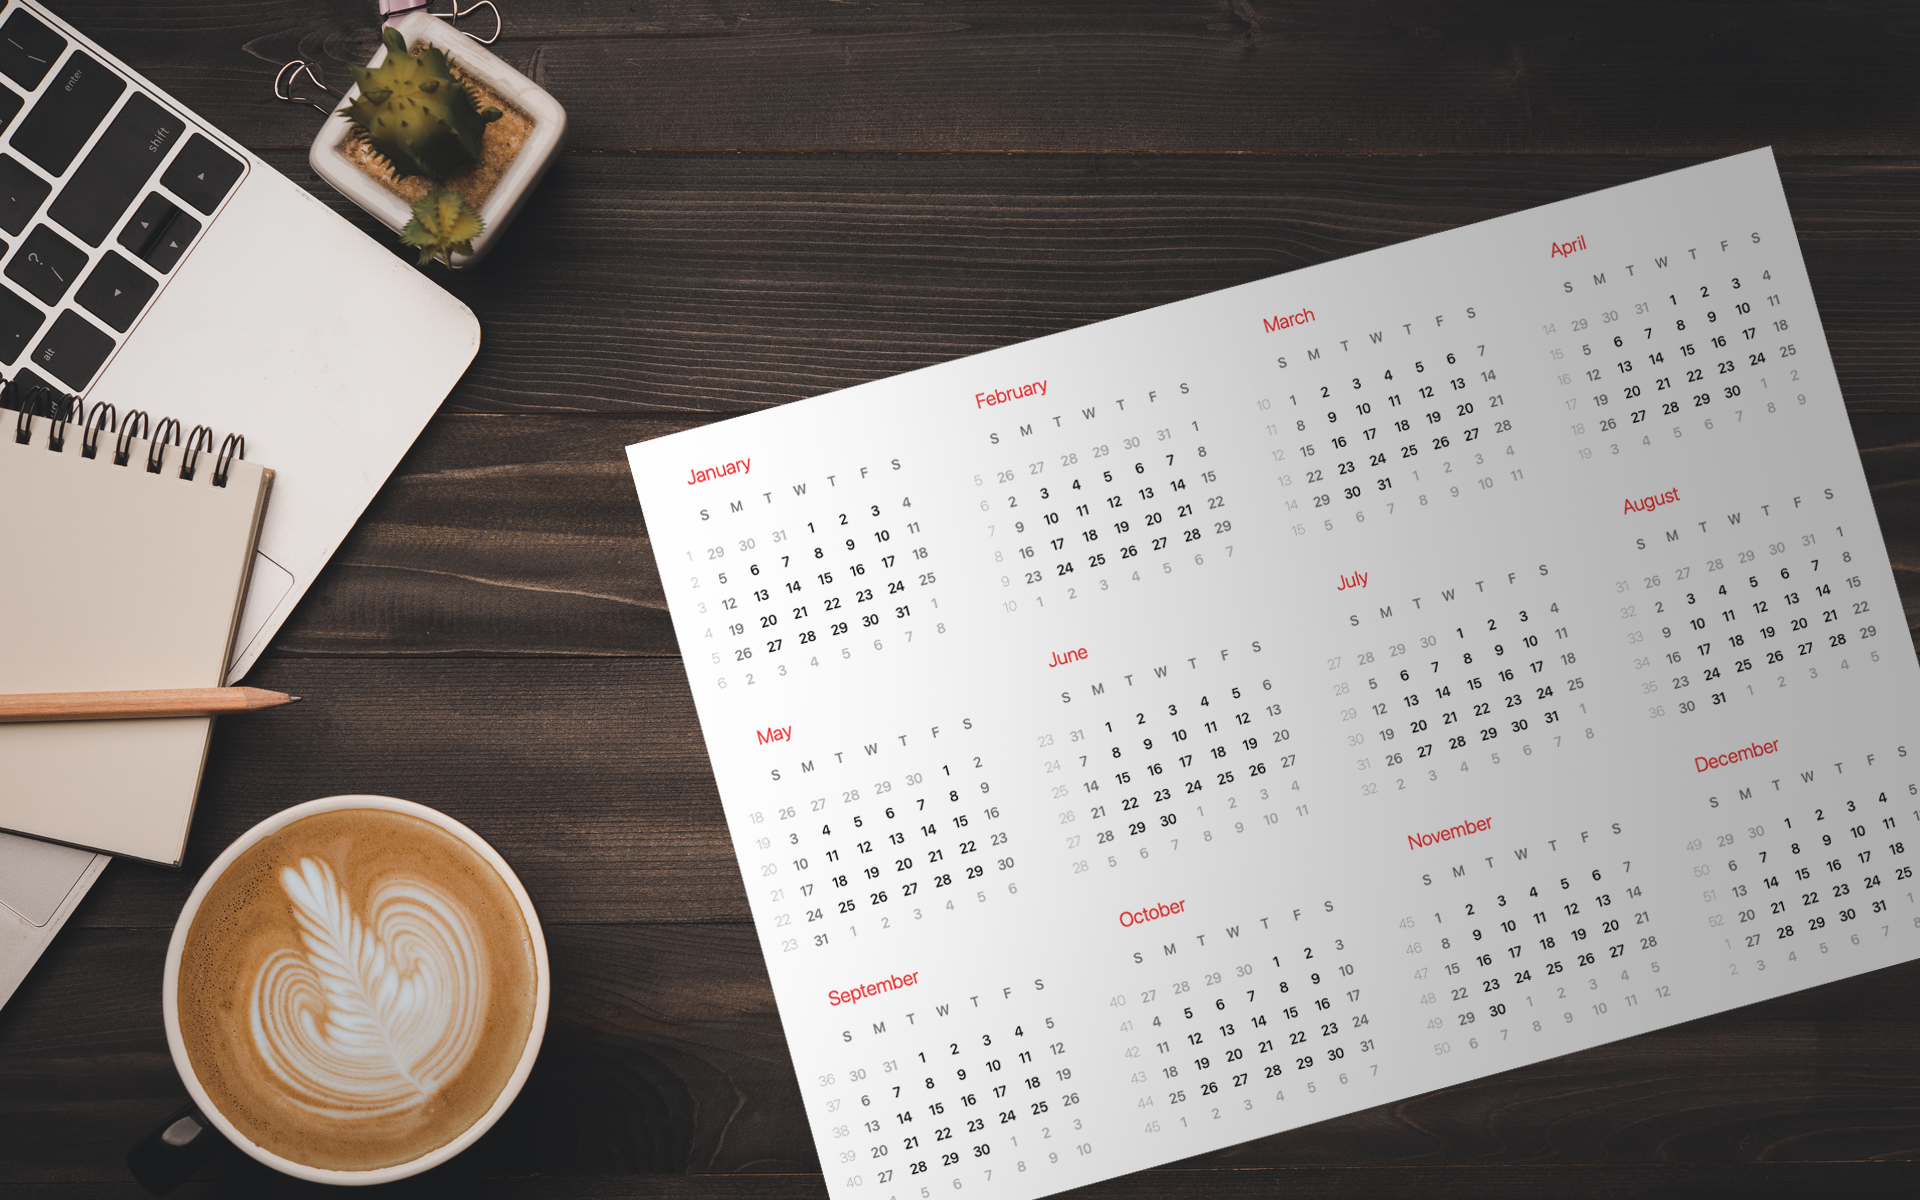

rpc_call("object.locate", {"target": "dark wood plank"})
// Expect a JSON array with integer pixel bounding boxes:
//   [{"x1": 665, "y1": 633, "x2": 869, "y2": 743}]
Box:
[
  {"x1": 11, "y1": 925, "x2": 1920, "y2": 1190},
  {"x1": 20, "y1": 1166, "x2": 1920, "y2": 1200},
  {"x1": 76, "y1": 658, "x2": 745, "y2": 928},
  {"x1": 1854, "y1": 412, "x2": 1920, "y2": 645},
  {"x1": 0, "y1": 924, "x2": 813, "y2": 1187},
  {"x1": 60, "y1": 0, "x2": 1920, "y2": 156},
  {"x1": 271, "y1": 414, "x2": 702, "y2": 662},
  {"x1": 245, "y1": 151, "x2": 1920, "y2": 417}
]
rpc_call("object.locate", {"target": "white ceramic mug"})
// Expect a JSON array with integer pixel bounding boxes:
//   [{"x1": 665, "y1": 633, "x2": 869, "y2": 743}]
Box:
[{"x1": 142, "y1": 795, "x2": 549, "y2": 1188}]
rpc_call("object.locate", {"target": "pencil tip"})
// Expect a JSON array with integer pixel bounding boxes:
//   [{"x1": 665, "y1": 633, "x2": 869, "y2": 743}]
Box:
[{"x1": 288, "y1": 696, "x2": 303, "y2": 703}]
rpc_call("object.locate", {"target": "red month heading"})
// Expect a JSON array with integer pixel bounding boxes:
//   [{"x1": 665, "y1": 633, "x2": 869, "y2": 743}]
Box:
[
  {"x1": 828, "y1": 971, "x2": 920, "y2": 1006},
  {"x1": 1625, "y1": 487, "x2": 1681, "y2": 515},
  {"x1": 1696, "y1": 740, "x2": 1779, "y2": 772},
  {"x1": 688, "y1": 457, "x2": 750, "y2": 486},
  {"x1": 977, "y1": 379, "x2": 1047, "y2": 409},
  {"x1": 1119, "y1": 900, "x2": 1186, "y2": 928},
  {"x1": 1408, "y1": 816, "x2": 1493, "y2": 851}
]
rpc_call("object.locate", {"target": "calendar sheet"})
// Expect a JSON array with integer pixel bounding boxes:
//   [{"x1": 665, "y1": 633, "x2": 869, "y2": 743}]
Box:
[{"x1": 626, "y1": 149, "x2": 1920, "y2": 1199}]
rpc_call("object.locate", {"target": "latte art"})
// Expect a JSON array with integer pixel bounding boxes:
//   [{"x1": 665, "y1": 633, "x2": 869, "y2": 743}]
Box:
[
  {"x1": 250, "y1": 858, "x2": 488, "y2": 1118},
  {"x1": 177, "y1": 808, "x2": 538, "y2": 1173}
]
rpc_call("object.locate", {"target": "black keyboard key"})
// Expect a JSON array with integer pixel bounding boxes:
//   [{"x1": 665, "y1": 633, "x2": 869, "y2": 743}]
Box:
[
  {"x1": 160, "y1": 135, "x2": 242, "y2": 214},
  {"x1": 0, "y1": 9, "x2": 66, "y2": 92},
  {"x1": 0, "y1": 86, "x2": 21, "y2": 143},
  {"x1": 30, "y1": 310, "x2": 113, "y2": 389},
  {"x1": 47, "y1": 94, "x2": 182, "y2": 246},
  {"x1": 0, "y1": 154, "x2": 50, "y2": 235},
  {"x1": 74, "y1": 251, "x2": 154, "y2": 332},
  {"x1": 11, "y1": 51, "x2": 123, "y2": 176},
  {"x1": 117, "y1": 192, "x2": 198, "y2": 273},
  {"x1": 6, "y1": 223, "x2": 85, "y2": 305},
  {"x1": 0, "y1": 283, "x2": 43, "y2": 365}
]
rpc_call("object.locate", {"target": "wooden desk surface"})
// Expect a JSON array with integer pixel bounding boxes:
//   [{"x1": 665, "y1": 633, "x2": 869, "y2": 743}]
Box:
[{"x1": 5, "y1": 2, "x2": 1920, "y2": 1195}]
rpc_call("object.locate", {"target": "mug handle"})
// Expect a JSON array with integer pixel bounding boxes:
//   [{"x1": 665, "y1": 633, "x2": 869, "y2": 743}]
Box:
[{"x1": 126, "y1": 1102, "x2": 229, "y2": 1195}]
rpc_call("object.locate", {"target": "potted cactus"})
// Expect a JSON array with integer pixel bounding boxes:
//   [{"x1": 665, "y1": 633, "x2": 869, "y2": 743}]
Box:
[{"x1": 309, "y1": 13, "x2": 564, "y2": 267}]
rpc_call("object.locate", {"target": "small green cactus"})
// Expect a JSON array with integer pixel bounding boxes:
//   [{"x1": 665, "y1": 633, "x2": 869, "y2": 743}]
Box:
[
  {"x1": 342, "y1": 26, "x2": 502, "y2": 182},
  {"x1": 401, "y1": 184, "x2": 486, "y2": 267}
]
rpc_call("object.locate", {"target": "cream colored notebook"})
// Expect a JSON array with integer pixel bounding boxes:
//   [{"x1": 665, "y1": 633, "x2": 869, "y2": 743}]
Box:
[{"x1": 0, "y1": 411, "x2": 271, "y2": 866}]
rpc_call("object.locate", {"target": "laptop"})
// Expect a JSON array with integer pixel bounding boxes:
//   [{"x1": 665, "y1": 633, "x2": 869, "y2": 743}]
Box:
[{"x1": 0, "y1": 0, "x2": 481, "y2": 1007}]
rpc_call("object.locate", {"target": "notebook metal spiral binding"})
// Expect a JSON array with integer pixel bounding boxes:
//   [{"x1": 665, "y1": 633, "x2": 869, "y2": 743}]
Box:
[
  {"x1": 213, "y1": 434, "x2": 245, "y2": 488},
  {"x1": 10, "y1": 380, "x2": 68, "y2": 446},
  {"x1": 180, "y1": 426, "x2": 214, "y2": 482},
  {"x1": 113, "y1": 409, "x2": 147, "y2": 467},
  {"x1": 80, "y1": 403, "x2": 114, "y2": 460},
  {"x1": 145, "y1": 418, "x2": 180, "y2": 475},
  {"x1": 4, "y1": 374, "x2": 248, "y2": 487},
  {"x1": 45, "y1": 392, "x2": 78, "y2": 452}
]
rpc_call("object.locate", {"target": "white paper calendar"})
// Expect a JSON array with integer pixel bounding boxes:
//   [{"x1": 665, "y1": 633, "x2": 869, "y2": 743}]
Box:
[{"x1": 626, "y1": 148, "x2": 1920, "y2": 1199}]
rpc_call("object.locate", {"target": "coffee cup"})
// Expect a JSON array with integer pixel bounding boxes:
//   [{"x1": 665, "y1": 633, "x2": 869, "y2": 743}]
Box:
[{"x1": 129, "y1": 795, "x2": 549, "y2": 1190}]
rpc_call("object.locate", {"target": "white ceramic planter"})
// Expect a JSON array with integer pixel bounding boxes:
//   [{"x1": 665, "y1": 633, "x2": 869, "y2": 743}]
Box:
[{"x1": 309, "y1": 13, "x2": 565, "y2": 268}]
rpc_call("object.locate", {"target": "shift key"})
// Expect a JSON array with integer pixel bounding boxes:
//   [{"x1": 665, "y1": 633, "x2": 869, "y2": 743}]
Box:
[
  {"x1": 11, "y1": 51, "x2": 124, "y2": 176},
  {"x1": 47, "y1": 95, "x2": 183, "y2": 246}
]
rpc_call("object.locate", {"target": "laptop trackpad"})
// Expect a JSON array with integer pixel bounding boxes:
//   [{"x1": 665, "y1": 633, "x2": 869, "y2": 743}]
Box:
[{"x1": 0, "y1": 832, "x2": 98, "y2": 927}]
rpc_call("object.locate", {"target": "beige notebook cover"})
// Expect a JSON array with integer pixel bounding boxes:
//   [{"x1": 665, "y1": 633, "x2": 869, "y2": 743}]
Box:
[{"x1": 0, "y1": 414, "x2": 271, "y2": 866}]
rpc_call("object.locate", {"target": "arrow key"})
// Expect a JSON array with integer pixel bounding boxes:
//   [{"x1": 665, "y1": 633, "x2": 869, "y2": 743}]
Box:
[
  {"x1": 159, "y1": 134, "x2": 243, "y2": 214},
  {"x1": 117, "y1": 192, "x2": 199, "y2": 273},
  {"x1": 75, "y1": 250, "x2": 156, "y2": 332}
]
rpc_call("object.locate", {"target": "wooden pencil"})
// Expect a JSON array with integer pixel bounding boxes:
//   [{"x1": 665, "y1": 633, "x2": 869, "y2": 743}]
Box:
[{"x1": 0, "y1": 687, "x2": 301, "y2": 722}]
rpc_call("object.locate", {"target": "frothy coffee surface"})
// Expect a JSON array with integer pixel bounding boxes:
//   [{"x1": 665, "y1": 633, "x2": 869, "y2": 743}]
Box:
[{"x1": 177, "y1": 808, "x2": 537, "y2": 1172}]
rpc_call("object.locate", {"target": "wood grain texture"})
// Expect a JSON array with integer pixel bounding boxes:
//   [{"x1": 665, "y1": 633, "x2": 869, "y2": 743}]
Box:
[
  {"x1": 15, "y1": 1167, "x2": 1920, "y2": 1200},
  {"x1": 10, "y1": 925, "x2": 1920, "y2": 1194},
  {"x1": 0, "y1": 924, "x2": 813, "y2": 1188},
  {"x1": 57, "y1": 0, "x2": 1920, "y2": 156},
  {"x1": 1855, "y1": 412, "x2": 1920, "y2": 647},
  {"x1": 270, "y1": 415, "x2": 700, "y2": 661},
  {"x1": 244, "y1": 151, "x2": 1920, "y2": 416}
]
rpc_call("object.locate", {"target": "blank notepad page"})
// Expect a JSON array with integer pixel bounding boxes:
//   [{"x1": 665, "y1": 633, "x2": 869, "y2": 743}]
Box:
[{"x1": 0, "y1": 416, "x2": 270, "y2": 865}]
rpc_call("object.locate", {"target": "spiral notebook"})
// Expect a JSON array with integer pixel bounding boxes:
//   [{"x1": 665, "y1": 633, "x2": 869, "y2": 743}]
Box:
[{"x1": 0, "y1": 403, "x2": 272, "y2": 866}]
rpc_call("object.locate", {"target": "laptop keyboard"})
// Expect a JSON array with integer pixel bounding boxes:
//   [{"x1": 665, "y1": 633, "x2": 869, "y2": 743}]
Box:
[{"x1": 0, "y1": 1, "x2": 243, "y2": 400}]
